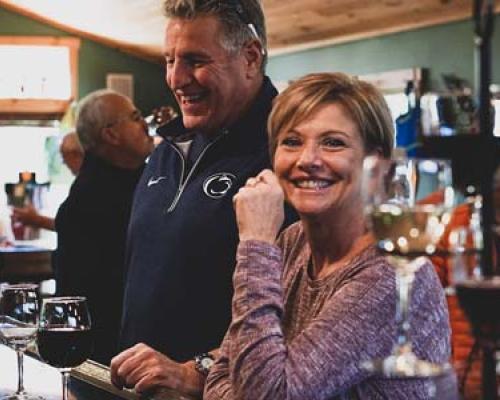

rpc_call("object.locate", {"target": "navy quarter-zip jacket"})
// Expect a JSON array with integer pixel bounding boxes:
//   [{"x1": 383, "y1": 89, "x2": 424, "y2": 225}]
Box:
[{"x1": 120, "y1": 77, "x2": 291, "y2": 361}]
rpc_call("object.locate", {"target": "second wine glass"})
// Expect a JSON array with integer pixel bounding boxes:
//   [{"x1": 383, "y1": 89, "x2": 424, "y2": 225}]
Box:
[
  {"x1": 361, "y1": 155, "x2": 454, "y2": 378},
  {"x1": 37, "y1": 297, "x2": 92, "y2": 400}
]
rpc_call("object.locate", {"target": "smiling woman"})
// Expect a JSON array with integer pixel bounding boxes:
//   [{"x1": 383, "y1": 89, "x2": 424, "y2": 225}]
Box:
[{"x1": 205, "y1": 72, "x2": 456, "y2": 400}]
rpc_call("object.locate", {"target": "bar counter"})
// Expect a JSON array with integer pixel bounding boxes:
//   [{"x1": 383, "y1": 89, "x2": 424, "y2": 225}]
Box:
[
  {"x1": 0, "y1": 244, "x2": 53, "y2": 283},
  {"x1": 0, "y1": 345, "x2": 196, "y2": 400}
]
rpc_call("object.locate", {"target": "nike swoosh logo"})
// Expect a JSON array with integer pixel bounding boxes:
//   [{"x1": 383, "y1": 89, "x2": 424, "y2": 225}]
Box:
[{"x1": 147, "y1": 176, "x2": 167, "y2": 187}]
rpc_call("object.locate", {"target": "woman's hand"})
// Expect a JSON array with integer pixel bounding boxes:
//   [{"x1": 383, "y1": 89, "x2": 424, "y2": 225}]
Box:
[{"x1": 233, "y1": 169, "x2": 284, "y2": 244}]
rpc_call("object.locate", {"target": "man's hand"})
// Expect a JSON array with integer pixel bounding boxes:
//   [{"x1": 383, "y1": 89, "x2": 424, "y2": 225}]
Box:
[
  {"x1": 11, "y1": 205, "x2": 55, "y2": 231},
  {"x1": 12, "y1": 205, "x2": 39, "y2": 225},
  {"x1": 110, "y1": 343, "x2": 204, "y2": 397}
]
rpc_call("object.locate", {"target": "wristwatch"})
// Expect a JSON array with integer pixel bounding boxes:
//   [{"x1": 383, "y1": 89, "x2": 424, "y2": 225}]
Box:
[{"x1": 194, "y1": 352, "x2": 215, "y2": 376}]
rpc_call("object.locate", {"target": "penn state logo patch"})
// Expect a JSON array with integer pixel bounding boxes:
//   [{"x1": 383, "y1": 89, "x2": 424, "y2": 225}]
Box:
[{"x1": 203, "y1": 173, "x2": 236, "y2": 199}]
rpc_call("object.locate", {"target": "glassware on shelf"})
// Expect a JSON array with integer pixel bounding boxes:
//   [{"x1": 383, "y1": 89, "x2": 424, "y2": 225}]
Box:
[
  {"x1": 361, "y1": 155, "x2": 454, "y2": 378},
  {"x1": 447, "y1": 194, "x2": 483, "y2": 292}
]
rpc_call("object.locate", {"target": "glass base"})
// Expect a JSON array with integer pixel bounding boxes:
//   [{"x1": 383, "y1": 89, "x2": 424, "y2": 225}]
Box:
[
  {"x1": 362, "y1": 346, "x2": 451, "y2": 378},
  {"x1": 0, "y1": 393, "x2": 46, "y2": 400}
]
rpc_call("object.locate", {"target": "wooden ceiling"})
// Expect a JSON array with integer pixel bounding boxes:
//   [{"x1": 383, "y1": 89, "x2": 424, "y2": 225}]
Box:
[
  {"x1": 265, "y1": 0, "x2": 500, "y2": 54},
  {"x1": 1, "y1": 0, "x2": 500, "y2": 61}
]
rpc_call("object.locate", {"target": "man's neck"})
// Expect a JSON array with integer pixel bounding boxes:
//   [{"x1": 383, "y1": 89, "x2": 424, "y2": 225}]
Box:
[{"x1": 206, "y1": 74, "x2": 264, "y2": 135}]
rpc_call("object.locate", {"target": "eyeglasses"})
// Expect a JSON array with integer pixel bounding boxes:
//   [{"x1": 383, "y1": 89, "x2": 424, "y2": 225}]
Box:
[{"x1": 106, "y1": 109, "x2": 143, "y2": 128}]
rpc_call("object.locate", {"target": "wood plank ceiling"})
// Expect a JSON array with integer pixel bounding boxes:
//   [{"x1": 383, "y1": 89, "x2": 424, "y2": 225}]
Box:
[
  {"x1": 1, "y1": 0, "x2": 499, "y2": 61},
  {"x1": 265, "y1": 0, "x2": 500, "y2": 54}
]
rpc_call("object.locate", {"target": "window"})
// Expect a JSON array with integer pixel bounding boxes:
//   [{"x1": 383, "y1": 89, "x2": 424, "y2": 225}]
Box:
[
  {"x1": 0, "y1": 37, "x2": 80, "y2": 247},
  {"x1": 0, "y1": 36, "x2": 80, "y2": 116}
]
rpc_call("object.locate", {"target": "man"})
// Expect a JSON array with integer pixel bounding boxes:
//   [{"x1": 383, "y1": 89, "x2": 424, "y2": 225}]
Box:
[
  {"x1": 55, "y1": 89, "x2": 154, "y2": 365},
  {"x1": 111, "y1": 0, "x2": 294, "y2": 396},
  {"x1": 11, "y1": 132, "x2": 84, "y2": 231},
  {"x1": 60, "y1": 131, "x2": 84, "y2": 176}
]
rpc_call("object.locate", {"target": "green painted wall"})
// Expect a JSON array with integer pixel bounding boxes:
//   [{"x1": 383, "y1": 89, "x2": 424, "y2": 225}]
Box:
[
  {"x1": 0, "y1": 6, "x2": 175, "y2": 114},
  {"x1": 267, "y1": 16, "x2": 500, "y2": 92}
]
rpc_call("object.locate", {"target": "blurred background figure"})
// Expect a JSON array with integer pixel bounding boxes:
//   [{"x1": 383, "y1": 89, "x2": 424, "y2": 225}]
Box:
[
  {"x1": 0, "y1": 198, "x2": 13, "y2": 247},
  {"x1": 145, "y1": 105, "x2": 178, "y2": 147},
  {"x1": 54, "y1": 89, "x2": 153, "y2": 365},
  {"x1": 10, "y1": 132, "x2": 84, "y2": 232},
  {"x1": 59, "y1": 131, "x2": 84, "y2": 175}
]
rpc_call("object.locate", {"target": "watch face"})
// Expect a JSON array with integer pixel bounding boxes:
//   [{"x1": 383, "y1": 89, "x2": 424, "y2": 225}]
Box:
[
  {"x1": 195, "y1": 353, "x2": 215, "y2": 375},
  {"x1": 202, "y1": 357, "x2": 215, "y2": 369}
]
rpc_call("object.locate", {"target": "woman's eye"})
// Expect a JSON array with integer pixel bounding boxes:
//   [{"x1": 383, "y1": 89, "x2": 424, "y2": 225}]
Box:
[
  {"x1": 322, "y1": 137, "x2": 345, "y2": 148},
  {"x1": 280, "y1": 137, "x2": 302, "y2": 147}
]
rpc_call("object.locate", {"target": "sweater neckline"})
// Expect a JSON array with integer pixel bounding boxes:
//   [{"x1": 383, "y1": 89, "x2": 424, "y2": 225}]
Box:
[{"x1": 305, "y1": 245, "x2": 378, "y2": 289}]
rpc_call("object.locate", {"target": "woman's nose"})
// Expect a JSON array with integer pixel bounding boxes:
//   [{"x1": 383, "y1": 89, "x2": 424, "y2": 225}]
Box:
[{"x1": 297, "y1": 144, "x2": 322, "y2": 170}]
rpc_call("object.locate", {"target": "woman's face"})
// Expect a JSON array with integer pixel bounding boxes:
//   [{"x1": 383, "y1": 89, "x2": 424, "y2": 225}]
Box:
[{"x1": 273, "y1": 102, "x2": 366, "y2": 218}]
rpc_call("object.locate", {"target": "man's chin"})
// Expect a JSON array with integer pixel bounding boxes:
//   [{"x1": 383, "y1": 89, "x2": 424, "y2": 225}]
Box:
[{"x1": 182, "y1": 115, "x2": 214, "y2": 133}]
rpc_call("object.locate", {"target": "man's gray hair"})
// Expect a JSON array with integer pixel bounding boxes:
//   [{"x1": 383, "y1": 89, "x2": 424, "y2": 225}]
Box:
[
  {"x1": 76, "y1": 89, "x2": 121, "y2": 151},
  {"x1": 163, "y1": 0, "x2": 267, "y2": 71}
]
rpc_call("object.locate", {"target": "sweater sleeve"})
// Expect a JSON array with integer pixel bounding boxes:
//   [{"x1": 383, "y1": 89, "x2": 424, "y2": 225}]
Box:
[
  {"x1": 203, "y1": 330, "x2": 234, "y2": 399},
  {"x1": 205, "y1": 239, "x2": 398, "y2": 400}
]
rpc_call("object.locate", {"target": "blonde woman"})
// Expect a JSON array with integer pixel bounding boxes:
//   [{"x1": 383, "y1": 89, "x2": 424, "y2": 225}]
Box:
[{"x1": 205, "y1": 73, "x2": 455, "y2": 399}]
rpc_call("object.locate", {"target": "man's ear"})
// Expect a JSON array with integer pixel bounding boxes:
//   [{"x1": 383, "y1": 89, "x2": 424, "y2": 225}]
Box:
[
  {"x1": 242, "y1": 40, "x2": 263, "y2": 78},
  {"x1": 101, "y1": 126, "x2": 121, "y2": 146}
]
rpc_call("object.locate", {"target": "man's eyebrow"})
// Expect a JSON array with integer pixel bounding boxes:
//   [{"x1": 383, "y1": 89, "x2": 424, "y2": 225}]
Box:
[{"x1": 164, "y1": 50, "x2": 211, "y2": 59}]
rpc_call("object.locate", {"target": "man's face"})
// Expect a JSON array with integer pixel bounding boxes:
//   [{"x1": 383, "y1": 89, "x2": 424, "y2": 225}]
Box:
[
  {"x1": 164, "y1": 16, "x2": 254, "y2": 134},
  {"x1": 61, "y1": 148, "x2": 83, "y2": 175},
  {"x1": 106, "y1": 95, "x2": 154, "y2": 163}
]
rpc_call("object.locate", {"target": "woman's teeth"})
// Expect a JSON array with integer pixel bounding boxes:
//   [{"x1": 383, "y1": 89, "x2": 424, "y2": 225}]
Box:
[{"x1": 295, "y1": 180, "x2": 330, "y2": 189}]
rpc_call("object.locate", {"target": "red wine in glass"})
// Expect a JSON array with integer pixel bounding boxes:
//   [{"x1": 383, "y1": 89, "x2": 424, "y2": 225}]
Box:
[
  {"x1": 37, "y1": 327, "x2": 93, "y2": 369},
  {"x1": 38, "y1": 297, "x2": 92, "y2": 400}
]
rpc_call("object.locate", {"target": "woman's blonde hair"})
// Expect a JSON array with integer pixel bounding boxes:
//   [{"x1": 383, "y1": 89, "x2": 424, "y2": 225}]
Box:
[{"x1": 268, "y1": 72, "x2": 394, "y2": 160}]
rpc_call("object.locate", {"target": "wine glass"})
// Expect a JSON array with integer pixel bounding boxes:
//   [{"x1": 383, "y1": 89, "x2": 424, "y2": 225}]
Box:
[
  {"x1": 37, "y1": 297, "x2": 92, "y2": 400},
  {"x1": 361, "y1": 155, "x2": 454, "y2": 377},
  {"x1": 0, "y1": 283, "x2": 42, "y2": 400}
]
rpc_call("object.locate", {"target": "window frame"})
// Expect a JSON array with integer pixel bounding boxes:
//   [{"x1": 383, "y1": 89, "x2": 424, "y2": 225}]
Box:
[{"x1": 0, "y1": 36, "x2": 80, "y2": 118}]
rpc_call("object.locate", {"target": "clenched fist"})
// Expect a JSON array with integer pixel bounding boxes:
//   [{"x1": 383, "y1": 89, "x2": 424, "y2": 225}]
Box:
[{"x1": 233, "y1": 169, "x2": 284, "y2": 244}]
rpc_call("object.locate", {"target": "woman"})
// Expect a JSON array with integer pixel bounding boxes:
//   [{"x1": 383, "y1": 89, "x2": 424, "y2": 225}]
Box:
[{"x1": 204, "y1": 73, "x2": 454, "y2": 399}]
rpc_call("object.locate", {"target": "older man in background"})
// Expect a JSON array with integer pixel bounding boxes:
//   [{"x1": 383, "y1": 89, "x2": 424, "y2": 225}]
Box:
[
  {"x1": 55, "y1": 89, "x2": 153, "y2": 365},
  {"x1": 111, "y1": 0, "x2": 296, "y2": 397}
]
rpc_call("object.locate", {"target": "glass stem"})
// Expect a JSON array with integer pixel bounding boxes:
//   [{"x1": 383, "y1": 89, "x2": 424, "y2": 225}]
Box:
[
  {"x1": 62, "y1": 371, "x2": 70, "y2": 400},
  {"x1": 395, "y1": 268, "x2": 415, "y2": 349},
  {"x1": 16, "y1": 350, "x2": 25, "y2": 395}
]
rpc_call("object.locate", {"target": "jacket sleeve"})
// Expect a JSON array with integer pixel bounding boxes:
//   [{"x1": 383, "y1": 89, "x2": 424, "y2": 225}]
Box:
[{"x1": 205, "y1": 240, "x2": 399, "y2": 400}]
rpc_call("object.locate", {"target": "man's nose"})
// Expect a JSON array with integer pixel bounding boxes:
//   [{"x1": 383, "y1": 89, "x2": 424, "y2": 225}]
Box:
[{"x1": 167, "y1": 61, "x2": 192, "y2": 90}]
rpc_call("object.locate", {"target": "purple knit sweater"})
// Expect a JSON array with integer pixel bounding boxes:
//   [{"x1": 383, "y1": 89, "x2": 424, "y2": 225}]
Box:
[{"x1": 205, "y1": 222, "x2": 456, "y2": 400}]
